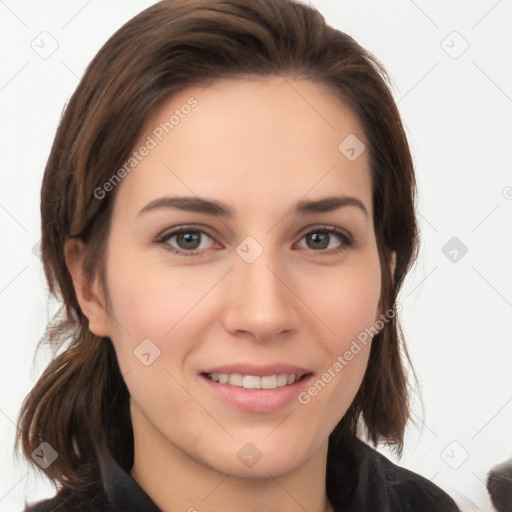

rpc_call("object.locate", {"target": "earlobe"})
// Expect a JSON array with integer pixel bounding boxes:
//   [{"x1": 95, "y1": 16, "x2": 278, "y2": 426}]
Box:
[{"x1": 64, "y1": 238, "x2": 111, "y2": 337}]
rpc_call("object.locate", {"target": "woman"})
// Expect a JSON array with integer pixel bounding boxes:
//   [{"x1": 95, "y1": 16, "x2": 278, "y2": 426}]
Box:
[{"x1": 17, "y1": 0, "x2": 460, "y2": 510}]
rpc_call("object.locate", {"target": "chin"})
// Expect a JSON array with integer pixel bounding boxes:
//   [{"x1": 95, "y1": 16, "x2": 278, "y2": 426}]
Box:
[{"x1": 197, "y1": 434, "x2": 320, "y2": 479}]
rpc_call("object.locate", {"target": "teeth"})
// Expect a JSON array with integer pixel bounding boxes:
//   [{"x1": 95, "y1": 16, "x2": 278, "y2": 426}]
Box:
[
  {"x1": 243, "y1": 375, "x2": 261, "y2": 389},
  {"x1": 206, "y1": 372, "x2": 303, "y2": 389},
  {"x1": 261, "y1": 375, "x2": 277, "y2": 389},
  {"x1": 277, "y1": 374, "x2": 288, "y2": 386},
  {"x1": 229, "y1": 374, "x2": 243, "y2": 386}
]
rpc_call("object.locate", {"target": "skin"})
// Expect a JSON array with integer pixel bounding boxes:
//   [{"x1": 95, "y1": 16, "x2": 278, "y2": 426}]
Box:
[{"x1": 66, "y1": 77, "x2": 394, "y2": 512}]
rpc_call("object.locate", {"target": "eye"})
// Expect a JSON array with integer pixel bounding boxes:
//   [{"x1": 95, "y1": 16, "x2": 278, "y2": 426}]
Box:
[
  {"x1": 156, "y1": 227, "x2": 217, "y2": 256},
  {"x1": 155, "y1": 225, "x2": 353, "y2": 257},
  {"x1": 296, "y1": 226, "x2": 353, "y2": 253}
]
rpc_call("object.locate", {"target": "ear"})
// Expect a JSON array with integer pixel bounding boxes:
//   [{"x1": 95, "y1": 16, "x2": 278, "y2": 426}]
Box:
[{"x1": 64, "y1": 238, "x2": 111, "y2": 337}]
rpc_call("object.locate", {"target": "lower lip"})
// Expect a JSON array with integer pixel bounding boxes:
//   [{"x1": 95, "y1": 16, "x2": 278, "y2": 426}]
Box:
[{"x1": 199, "y1": 373, "x2": 314, "y2": 412}]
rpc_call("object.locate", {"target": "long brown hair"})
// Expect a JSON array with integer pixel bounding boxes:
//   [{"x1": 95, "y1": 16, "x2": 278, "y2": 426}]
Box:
[{"x1": 17, "y1": 0, "x2": 419, "y2": 494}]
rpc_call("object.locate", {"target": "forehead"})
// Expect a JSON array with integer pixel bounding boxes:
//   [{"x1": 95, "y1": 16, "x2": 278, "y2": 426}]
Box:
[{"x1": 113, "y1": 77, "x2": 372, "y2": 220}]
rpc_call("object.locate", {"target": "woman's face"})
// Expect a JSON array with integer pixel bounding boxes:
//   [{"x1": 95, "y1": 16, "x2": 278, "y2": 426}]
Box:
[{"x1": 95, "y1": 77, "x2": 382, "y2": 477}]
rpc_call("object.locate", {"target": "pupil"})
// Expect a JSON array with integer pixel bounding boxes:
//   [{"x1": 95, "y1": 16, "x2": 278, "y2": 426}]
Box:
[
  {"x1": 308, "y1": 232, "x2": 329, "y2": 250},
  {"x1": 178, "y1": 231, "x2": 200, "y2": 249}
]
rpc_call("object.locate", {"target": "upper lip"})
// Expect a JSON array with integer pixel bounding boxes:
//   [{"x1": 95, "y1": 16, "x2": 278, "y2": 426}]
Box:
[{"x1": 200, "y1": 363, "x2": 312, "y2": 377}]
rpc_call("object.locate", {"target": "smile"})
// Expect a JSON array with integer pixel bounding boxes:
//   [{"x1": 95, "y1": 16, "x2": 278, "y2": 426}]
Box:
[{"x1": 203, "y1": 372, "x2": 310, "y2": 389}]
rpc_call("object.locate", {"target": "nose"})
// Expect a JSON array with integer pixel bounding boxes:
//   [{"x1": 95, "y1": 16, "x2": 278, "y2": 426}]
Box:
[{"x1": 221, "y1": 248, "x2": 299, "y2": 342}]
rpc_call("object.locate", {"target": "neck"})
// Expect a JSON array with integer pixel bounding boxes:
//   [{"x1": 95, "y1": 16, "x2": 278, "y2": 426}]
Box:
[{"x1": 129, "y1": 411, "x2": 333, "y2": 512}]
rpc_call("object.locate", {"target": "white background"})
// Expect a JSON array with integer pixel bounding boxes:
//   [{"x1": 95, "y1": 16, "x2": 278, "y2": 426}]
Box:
[{"x1": 1, "y1": 1, "x2": 511, "y2": 510}]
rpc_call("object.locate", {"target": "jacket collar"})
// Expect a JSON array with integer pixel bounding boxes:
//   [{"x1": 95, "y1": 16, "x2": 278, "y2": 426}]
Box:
[{"x1": 103, "y1": 451, "x2": 161, "y2": 511}]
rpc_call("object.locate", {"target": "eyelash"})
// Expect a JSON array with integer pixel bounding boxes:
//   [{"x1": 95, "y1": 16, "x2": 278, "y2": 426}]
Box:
[{"x1": 155, "y1": 225, "x2": 353, "y2": 258}]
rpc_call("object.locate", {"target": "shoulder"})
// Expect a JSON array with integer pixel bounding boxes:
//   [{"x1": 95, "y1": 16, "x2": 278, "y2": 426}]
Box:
[
  {"x1": 355, "y1": 439, "x2": 460, "y2": 512},
  {"x1": 327, "y1": 436, "x2": 460, "y2": 511}
]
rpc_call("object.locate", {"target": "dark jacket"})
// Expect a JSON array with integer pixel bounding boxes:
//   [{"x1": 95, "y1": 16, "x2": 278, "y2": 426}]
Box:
[{"x1": 25, "y1": 437, "x2": 460, "y2": 511}]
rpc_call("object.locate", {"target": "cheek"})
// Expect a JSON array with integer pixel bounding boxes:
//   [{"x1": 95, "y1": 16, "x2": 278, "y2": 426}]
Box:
[
  {"x1": 293, "y1": 253, "x2": 380, "y2": 410},
  {"x1": 102, "y1": 248, "x2": 226, "y2": 383},
  {"x1": 102, "y1": 257, "x2": 209, "y2": 420},
  {"x1": 104, "y1": 256, "x2": 210, "y2": 338},
  {"x1": 296, "y1": 276, "x2": 378, "y2": 435},
  {"x1": 299, "y1": 255, "x2": 382, "y2": 349}
]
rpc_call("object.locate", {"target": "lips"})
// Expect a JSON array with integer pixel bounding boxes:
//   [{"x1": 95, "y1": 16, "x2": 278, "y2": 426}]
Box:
[{"x1": 199, "y1": 365, "x2": 315, "y2": 412}]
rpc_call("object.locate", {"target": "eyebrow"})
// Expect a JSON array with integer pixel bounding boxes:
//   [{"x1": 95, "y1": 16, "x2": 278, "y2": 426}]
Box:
[
  {"x1": 138, "y1": 196, "x2": 234, "y2": 217},
  {"x1": 294, "y1": 196, "x2": 368, "y2": 217},
  {"x1": 137, "y1": 195, "x2": 368, "y2": 218}
]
